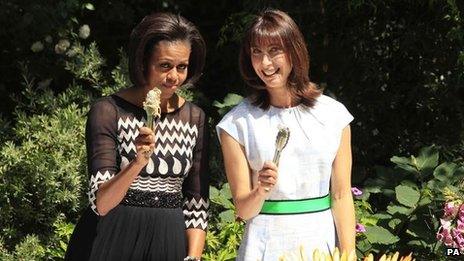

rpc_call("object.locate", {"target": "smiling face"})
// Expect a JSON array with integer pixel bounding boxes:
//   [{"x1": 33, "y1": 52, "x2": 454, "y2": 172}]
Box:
[
  {"x1": 146, "y1": 40, "x2": 191, "y2": 99},
  {"x1": 250, "y1": 43, "x2": 292, "y2": 90}
]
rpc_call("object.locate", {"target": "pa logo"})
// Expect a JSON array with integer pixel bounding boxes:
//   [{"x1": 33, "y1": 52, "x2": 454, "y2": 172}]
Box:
[{"x1": 445, "y1": 248, "x2": 461, "y2": 256}]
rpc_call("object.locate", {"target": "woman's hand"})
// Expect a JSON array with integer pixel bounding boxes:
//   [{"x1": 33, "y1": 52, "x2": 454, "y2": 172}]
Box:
[
  {"x1": 134, "y1": 126, "x2": 156, "y2": 166},
  {"x1": 95, "y1": 126, "x2": 154, "y2": 216},
  {"x1": 257, "y1": 161, "x2": 278, "y2": 194}
]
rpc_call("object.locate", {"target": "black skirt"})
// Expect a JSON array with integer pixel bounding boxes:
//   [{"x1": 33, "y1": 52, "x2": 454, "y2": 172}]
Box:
[{"x1": 65, "y1": 205, "x2": 186, "y2": 261}]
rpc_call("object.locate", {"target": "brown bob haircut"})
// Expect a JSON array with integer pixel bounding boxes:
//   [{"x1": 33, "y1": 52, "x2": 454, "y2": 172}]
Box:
[
  {"x1": 239, "y1": 9, "x2": 321, "y2": 109},
  {"x1": 128, "y1": 12, "x2": 206, "y2": 88}
]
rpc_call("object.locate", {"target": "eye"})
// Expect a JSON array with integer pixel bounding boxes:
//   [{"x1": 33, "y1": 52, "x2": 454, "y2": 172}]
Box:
[
  {"x1": 251, "y1": 48, "x2": 262, "y2": 55},
  {"x1": 177, "y1": 64, "x2": 188, "y2": 71},
  {"x1": 159, "y1": 63, "x2": 172, "y2": 69},
  {"x1": 269, "y1": 47, "x2": 282, "y2": 54}
]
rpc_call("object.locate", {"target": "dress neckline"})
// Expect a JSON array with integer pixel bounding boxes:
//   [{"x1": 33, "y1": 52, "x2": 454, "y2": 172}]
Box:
[
  {"x1": 269, "y1": 104, "x2": 301, "y2": 110},
  {"x1": 111, "y1": 94, "x2": 187, "y2": 115}
]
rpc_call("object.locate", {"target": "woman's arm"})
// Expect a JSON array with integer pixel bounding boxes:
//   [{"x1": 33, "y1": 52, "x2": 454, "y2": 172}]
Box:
[
  {"x1": 182, "y1": 108, "x2": 210, "y2": 258},
  {"x1": 220, "y1": 131, "x2": 277, "y2": 220},
  {"x1": 96, "y1": 127, "x2": 155, "y2": 216},
  {"x1": 185, "y1": 229, "x2": 206, "y2": 257},
  {"x1": 86, "y1": 100, "x2": 153, "y2": 216},
  {"x1": 331, "y1": 125, "x2": 356, "y2": 252}
]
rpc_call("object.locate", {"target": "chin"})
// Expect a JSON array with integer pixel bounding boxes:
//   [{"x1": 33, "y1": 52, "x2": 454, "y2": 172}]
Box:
[
  {"x1": 161, "y1": 90, "x2": 177, "y2": 99},
  {"x1": 160, "y1": 84, "x2": 179, "y2": 92}
]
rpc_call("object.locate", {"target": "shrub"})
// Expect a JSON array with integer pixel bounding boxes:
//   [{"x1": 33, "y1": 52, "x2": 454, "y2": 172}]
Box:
[{"x1": 356, "y1": 146, "x2": 464, "y2": 260}]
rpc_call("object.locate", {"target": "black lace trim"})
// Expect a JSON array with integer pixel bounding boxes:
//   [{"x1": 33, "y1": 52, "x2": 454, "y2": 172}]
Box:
[{"x1": 121, "y1": 189, "x2": 183, "y2": 208}]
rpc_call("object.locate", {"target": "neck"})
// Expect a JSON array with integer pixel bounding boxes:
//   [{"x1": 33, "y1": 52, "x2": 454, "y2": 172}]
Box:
[
  {"x1": 160, "y1": 94, "x2": 178, "y2": 112},
  {"x1": 267, "y1": 86, "x2": 295, "y2": 108}
]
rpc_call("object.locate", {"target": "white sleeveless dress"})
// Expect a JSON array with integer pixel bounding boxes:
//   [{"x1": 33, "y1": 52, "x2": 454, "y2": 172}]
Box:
[{"x1": 216, "y1": 94, "x2": 353, "y2": 261}]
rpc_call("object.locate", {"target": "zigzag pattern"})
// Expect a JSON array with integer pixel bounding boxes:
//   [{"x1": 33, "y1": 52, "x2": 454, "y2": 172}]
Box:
[
  {"x1": 157, "y1": 118, "x2": 198, "y2": 136},
  {"x1": 116, "y1": 117, "x2": 198, "y2": 156},
  {"x1": 118, "y1": 129, "x2": 139, "y2": 142},
  {"x1": 88, "y1": 170, "x2": 115, "y2": 214},
  {"x1": 156, "y1": 131, "x2": 196, "y2": 147},
  {"x1": 184, "y1": 197, "x2": 210, "y2": 209},
  {"x1": 184, "y1": 218, "x2": 208, "y2": 230},
  {"x1": 183, "y1": 197, "x2": 209, "y2": 229},
  {"x1": 118, "y1": 117, "x2": 197, "y2": 138},
  {"x1": 130, "y1": 176, "x2": 183, "y2": 192},
  {"x1": 154, "y1": 143, "x2": 192, "y2": 157},
  {"x1": 183, "y1": 209, "x2": 208, "y2": 219},
  {"x1": 118, "y1": 117, "x2": 144, "y2": 130},
  {"x1": 119, "y1": 142, "x2": 137, "y2": 154}
]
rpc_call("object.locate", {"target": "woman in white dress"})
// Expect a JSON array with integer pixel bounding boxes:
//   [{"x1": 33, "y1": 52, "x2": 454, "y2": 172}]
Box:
[{"x1": 216, "y1": 9, "x2": 355, "y2": 260}]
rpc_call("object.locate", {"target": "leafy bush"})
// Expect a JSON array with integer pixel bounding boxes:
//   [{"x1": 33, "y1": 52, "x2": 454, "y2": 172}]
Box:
[
  {"x1": 45, "y1": 216, "x2": 76, "y2": 259},
  {"x1": 0, "y1": 20, "x2": 125, "y2": 257},
  {"x1": 0, "y1": 235, "x2": 45, "y2": 261},
  {"x1": 0, "y1": 83, "x2": 88, "y2": 248},
  {"x1": 355, "y1": 146, "x2": 464, "y2": 260},
  {"x1": 203, "y1": 183, "x2": 244, "y2": 261}
]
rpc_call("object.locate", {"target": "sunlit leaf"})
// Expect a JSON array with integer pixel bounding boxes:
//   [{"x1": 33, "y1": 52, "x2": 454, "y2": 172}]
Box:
[
  {"x1": 396, "y1": 185, "x2": 420, "y2": 208},
  {"x1": 365, "y1": 226, "x2": 400, "y2": 244}
]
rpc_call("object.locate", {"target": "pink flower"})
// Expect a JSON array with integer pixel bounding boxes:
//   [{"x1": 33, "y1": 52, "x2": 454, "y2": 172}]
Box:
[
  {"x1": 444, "y1": 202, "x2": 458, "y2": 218},
  {"x1": 451, "y1": 228, "x2": 461, "y2": 238},
  {"x1": 457, "y1": 220, "x2": 464, "y2": 232},
  {"x1": 455, "y1": 232, "x2": 464, "y2": 242},
  {"x1": 445, "y1": 230, "x2": 455, "y2": 246},
  {"x1": 437, "y1": 226, "x2": 455, "y2": 247},
  {"x1": 440, "y1": 218, "x2": 452, "y2": 229},
  {"x1": 438, "y1": 202, "x2": 464, "y2": 251},
  {"x1": 453, "y1": 231, "x2": 464, "y2": 250},
  {"x1": 459, "y1": 204, "x2": 464, "y2": 222},
  {"x1": 355, "y1": 223, "x2": 366, "y2": 233},
  {"x1": 456, "y1": 234, "x2": 464, "y2": 251},
  {"x1": 351, "y1": 187, "x2": 363, "y2": 197}
]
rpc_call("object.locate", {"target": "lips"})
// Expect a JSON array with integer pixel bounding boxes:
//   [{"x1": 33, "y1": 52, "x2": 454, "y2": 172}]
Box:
[
  {"x1": 162, "y1": 84, "x2": 177, "y2": 89},
  {"x1": 262, "y1": 68, "x2": 280, "y2": 77}
]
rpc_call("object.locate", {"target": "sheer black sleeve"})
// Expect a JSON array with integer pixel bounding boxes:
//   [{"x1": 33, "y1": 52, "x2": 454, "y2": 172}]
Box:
[
  {"x1": 182, "y1": 106, "x2": 210, "y2": 230},
  {"x1": 85, "y1": 98, "x2": 119, "y2": 215}
]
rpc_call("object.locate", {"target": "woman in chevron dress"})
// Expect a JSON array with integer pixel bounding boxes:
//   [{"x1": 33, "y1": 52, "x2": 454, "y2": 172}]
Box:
[{"x1": 65, "y1": 13, "x2": 209, "y2": 261}]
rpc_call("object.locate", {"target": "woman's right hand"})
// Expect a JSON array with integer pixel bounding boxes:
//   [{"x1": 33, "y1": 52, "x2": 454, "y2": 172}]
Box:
[
  {"x1": 134, "y1": 126, "x2": 156, "y2": 166},
  {"x1": 257, "y1": 161, "x2": 278, "y2": 194}
]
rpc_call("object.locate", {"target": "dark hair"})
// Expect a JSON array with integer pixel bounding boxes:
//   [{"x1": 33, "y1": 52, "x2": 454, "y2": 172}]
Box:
[
  {"x1": 128, "y1": 12, "x2": 206, "y2": 88},
  {"x1": 239, "y1": 9, "x2": 321, "y2": 109}
]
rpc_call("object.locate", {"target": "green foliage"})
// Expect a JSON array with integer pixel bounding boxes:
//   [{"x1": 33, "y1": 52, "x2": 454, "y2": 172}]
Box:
[
  {"x1": 395, "y1": 185, "x2": 420, "y2": 208},
  {"x1": 107, "y1": 48, "x2": 131, "y2": 95},
  {"x1": 364, "y1": 226, "x2": 400, "y2": 245},
  {"x1": 217, "y1": 12, "x2": 255, "y2": 47},
  {"x1": 176, "y1": 87, "x2": 197, "y2": 103},
  {"x1": 212, "y1": 93, "x2": 244, "y2": 117},
  {"x1": 0, "y1": 235, "x2": 45, "y2": 261},
  {"x1": 357, "y1": 146, "x2": 464, "y2": 260},
  {"x1": 203, "y1": 183, "x2": 244, "y2": 261},
  {"x1": 0, "y1": 92, "x2": 87, "y2": 248},
  {"x1": 65, "y1": 41, "x2": 106, "y2": 88},
  {"x1": 45, "y1": 215, "x2": 76, "y2": 259},
  {"x1": 0, "y1": 11, "x2": 117, "y2": 256}
]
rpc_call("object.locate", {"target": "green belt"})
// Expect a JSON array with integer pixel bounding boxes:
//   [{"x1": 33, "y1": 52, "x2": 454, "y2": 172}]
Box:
[{"x1": 260, "y1": 194, "x2": 331, "y2": 215}]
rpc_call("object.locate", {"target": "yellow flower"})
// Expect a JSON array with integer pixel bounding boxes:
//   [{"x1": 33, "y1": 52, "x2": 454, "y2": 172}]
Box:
[{"x1": 280, "y1": 246, "x2": 414, "y2": 261}]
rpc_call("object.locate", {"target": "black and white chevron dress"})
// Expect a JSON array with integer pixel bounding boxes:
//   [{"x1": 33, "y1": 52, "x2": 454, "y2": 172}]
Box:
[{"x1": 65, "y1": 95, "x2": 209, "y2": 261}]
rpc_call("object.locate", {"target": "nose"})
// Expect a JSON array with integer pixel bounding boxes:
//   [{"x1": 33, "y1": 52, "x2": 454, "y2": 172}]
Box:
[
  {"x1": 166, "y1": 68, "x2": 178, "y2": 83},
  {"x1": 261, "y1": 53, "x2": 272, "y2": 66}
]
